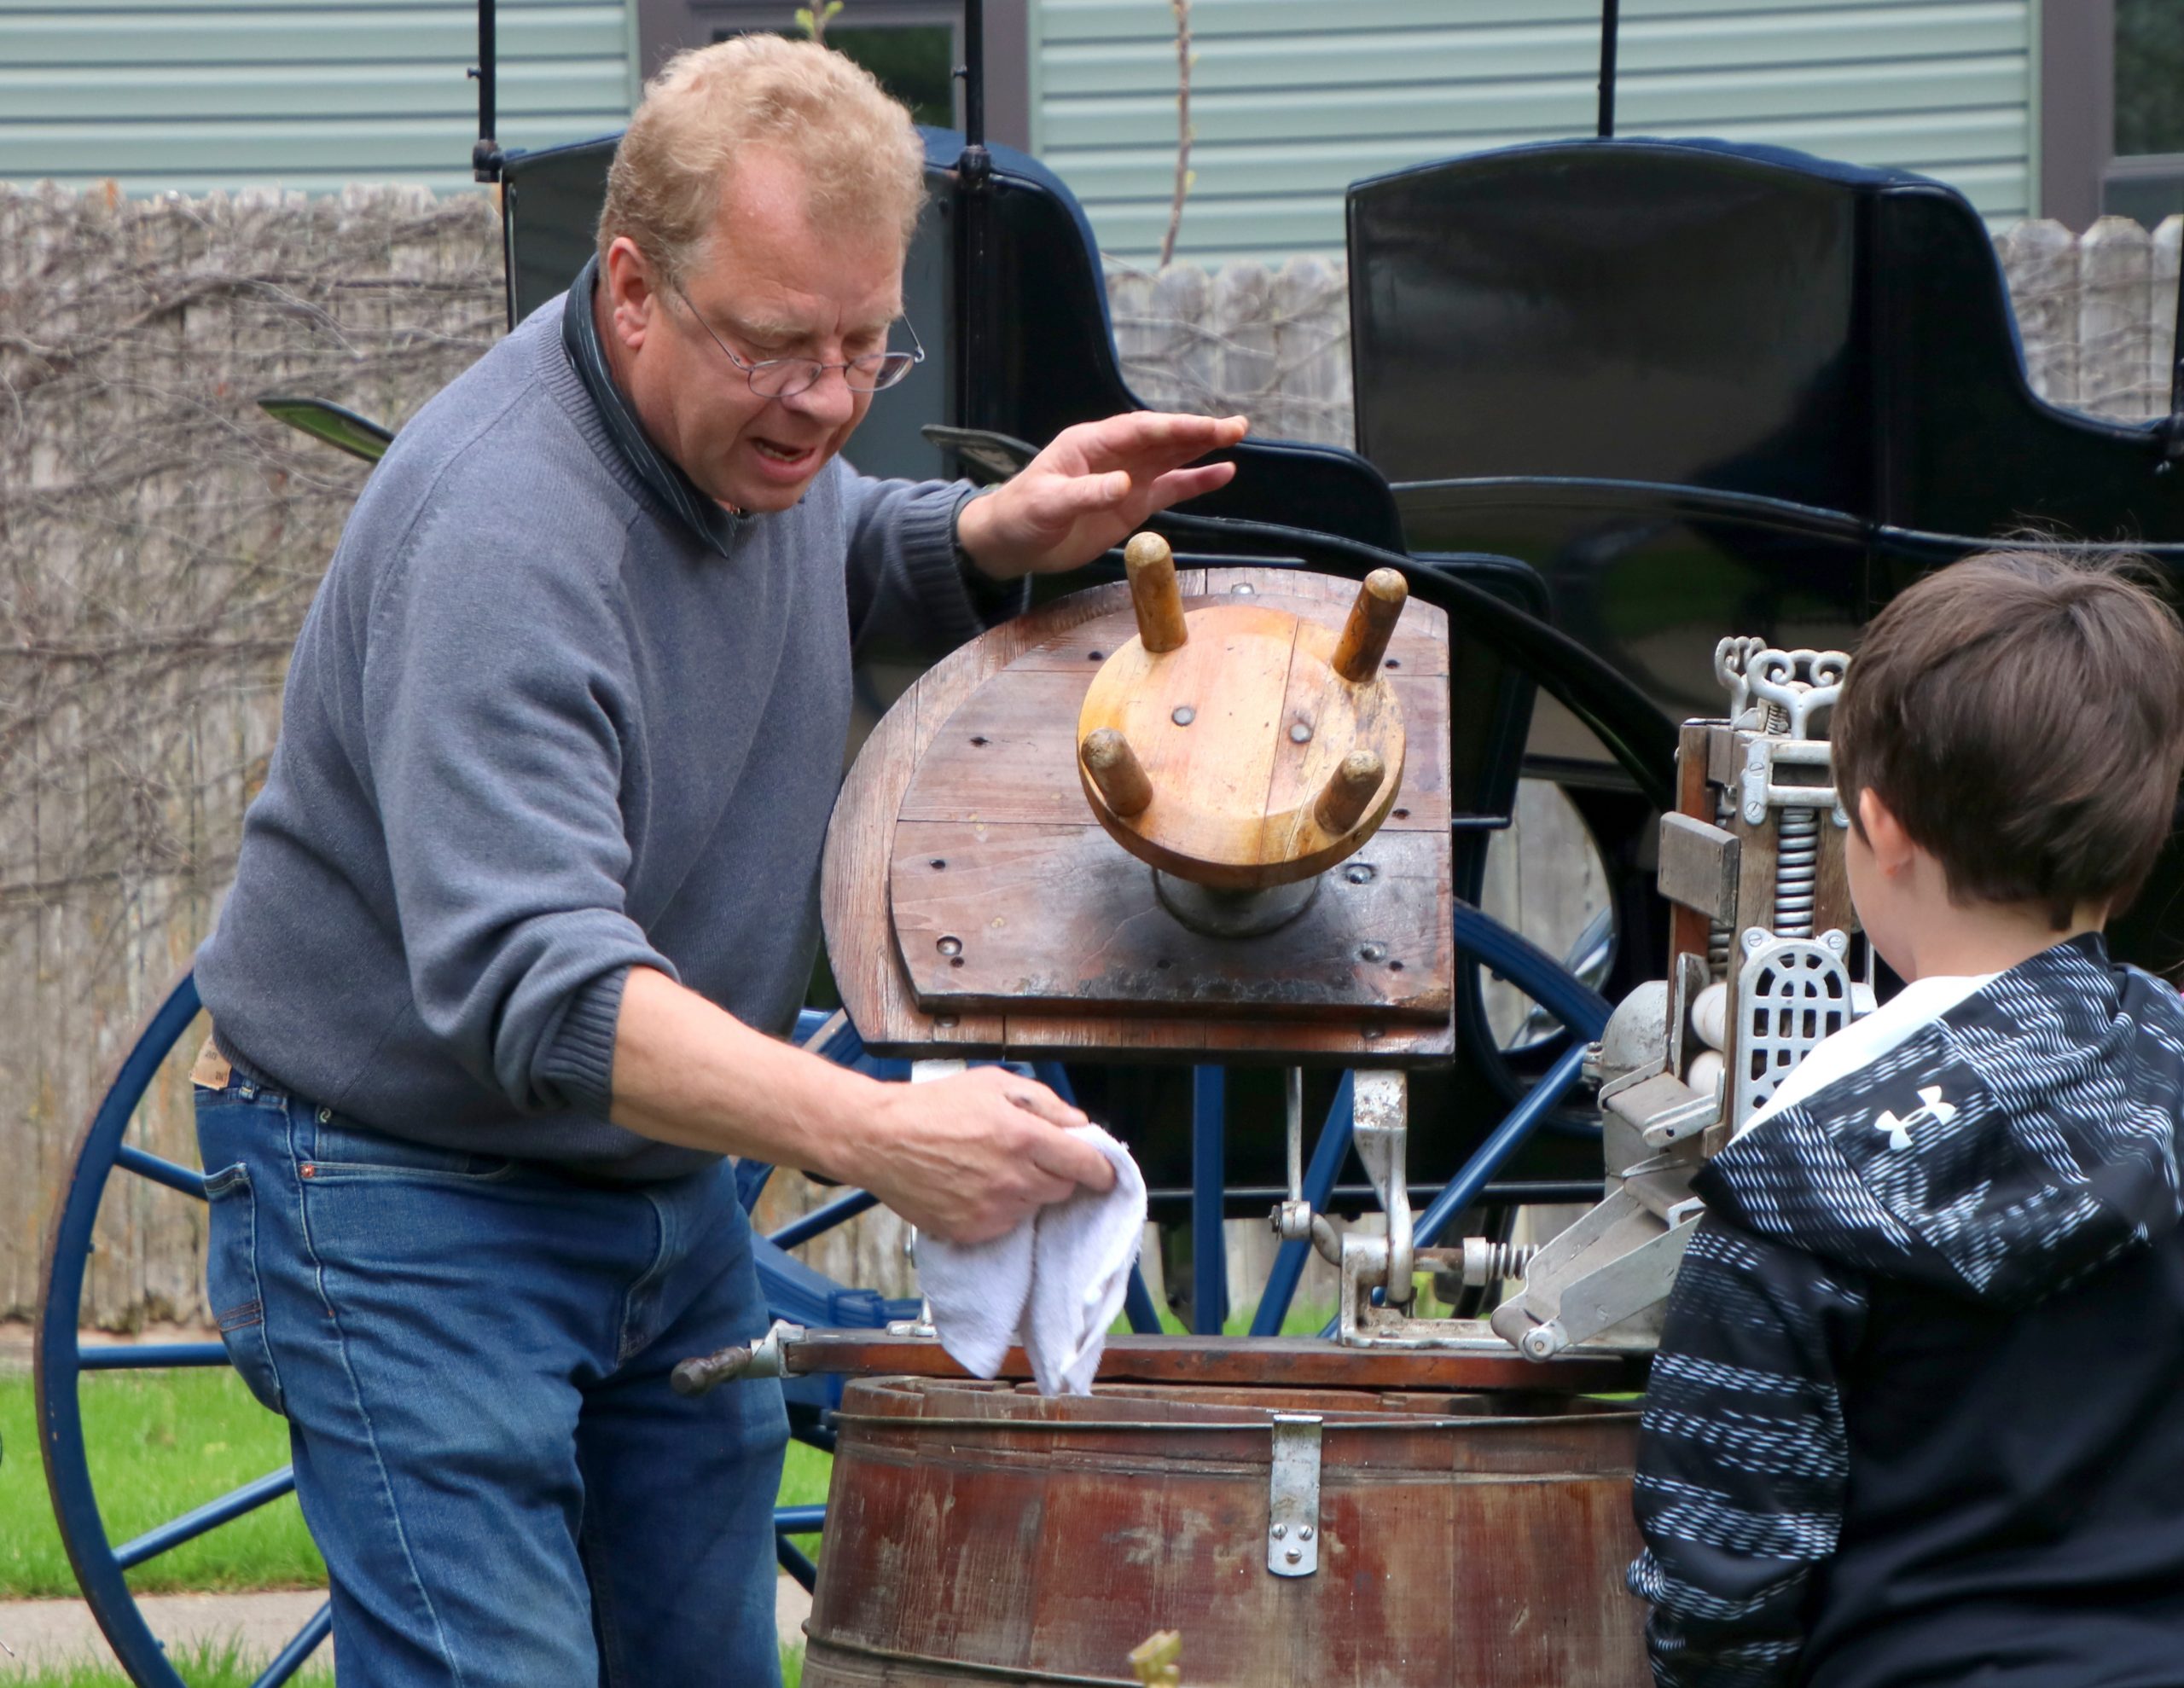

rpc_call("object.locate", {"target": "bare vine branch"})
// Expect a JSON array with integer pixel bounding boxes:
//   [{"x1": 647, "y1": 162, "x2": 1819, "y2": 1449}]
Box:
[{"x1": 1159, "y1": 0, "x2": 1194, "y2": 269}]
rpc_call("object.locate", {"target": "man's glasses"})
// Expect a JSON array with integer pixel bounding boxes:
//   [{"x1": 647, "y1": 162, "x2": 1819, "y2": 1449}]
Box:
[{"x1": 673, "y1": 285, "x2": 924, "y2": 397}]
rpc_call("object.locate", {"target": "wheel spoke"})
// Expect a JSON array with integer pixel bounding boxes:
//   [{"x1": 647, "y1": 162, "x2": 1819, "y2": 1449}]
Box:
[
  {"x1": 777, "y1": 1536, "x2": 818, "y2": 1592},
  {"x1": 249, "y1": 1602, "x2": 332, "y2": 1688},
  {"x1": 1190, "y1": 1068, "x2": 1227, "y2": 1336},
  {"x1": 1121, "y1": 1263, "x2": 1164, "y2": 1334},
  {"x1": 1414, "y1": 1042, "x2": 1589, "y2": 1249},
  {"x1": 774, "y1": 1504, "x2": 826, "y2": 1534},
  {"x1": 114, "y1": 1144, "x2": 208, "y2": 1200},
  {"x1": 113, "y1": 1467, "x2": 296, "y2": 1570},
  {"x1": 77, "y1": 1341, "x2": 229, "y2": 1371},
  {"x1": 768, "y1": 1189, "x2": 878, "y2": 1250}
]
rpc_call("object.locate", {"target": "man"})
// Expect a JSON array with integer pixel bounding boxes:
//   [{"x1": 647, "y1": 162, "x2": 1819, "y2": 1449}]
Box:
[{"x1": 191, "y1": 35, "x2": 1247, "y2": 1687}]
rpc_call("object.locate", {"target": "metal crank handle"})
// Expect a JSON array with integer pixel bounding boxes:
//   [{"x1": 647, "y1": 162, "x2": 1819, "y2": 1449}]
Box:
[{"x1": 670, "y1": 1319, "x2": 804, "y2": 1396}]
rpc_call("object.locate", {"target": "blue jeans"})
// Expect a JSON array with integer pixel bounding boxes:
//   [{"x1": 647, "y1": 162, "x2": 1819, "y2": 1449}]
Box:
[{"x1": 195, "y1": 1072, "x2": 787, "y2": 1688}]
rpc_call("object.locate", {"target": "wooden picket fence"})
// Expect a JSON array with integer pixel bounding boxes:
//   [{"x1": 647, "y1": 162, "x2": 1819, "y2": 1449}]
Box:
[{"x1": 5, "y1": 185, "x2": 2184, "y2": 1328}]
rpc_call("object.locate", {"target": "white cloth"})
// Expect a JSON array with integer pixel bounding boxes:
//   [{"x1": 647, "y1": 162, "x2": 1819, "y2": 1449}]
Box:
[{"x1": 918, "y1": 1124, "x2": 1147, "y2": 1397}]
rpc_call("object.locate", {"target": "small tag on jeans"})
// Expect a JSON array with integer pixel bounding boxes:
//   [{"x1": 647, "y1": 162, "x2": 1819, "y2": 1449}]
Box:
[{"x1": 191, "y1": 1037, "x2": 233, "y2": 1092}]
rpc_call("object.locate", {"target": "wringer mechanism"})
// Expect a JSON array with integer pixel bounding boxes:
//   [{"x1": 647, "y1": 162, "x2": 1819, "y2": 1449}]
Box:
[{"x1": 1488, "y1": 638, "x2": 1865, "y2": 1359}]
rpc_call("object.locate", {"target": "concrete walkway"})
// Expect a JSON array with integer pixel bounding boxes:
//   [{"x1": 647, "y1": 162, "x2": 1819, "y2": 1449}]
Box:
[{"x1": 0, "y1": 1580, "x2": 813, "y2": 1678}]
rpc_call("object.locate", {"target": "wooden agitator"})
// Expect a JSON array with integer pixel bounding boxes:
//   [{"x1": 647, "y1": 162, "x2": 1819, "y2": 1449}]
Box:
[{"x1": 797, "y1": 540, "x2": 1647, "y2": 1686}]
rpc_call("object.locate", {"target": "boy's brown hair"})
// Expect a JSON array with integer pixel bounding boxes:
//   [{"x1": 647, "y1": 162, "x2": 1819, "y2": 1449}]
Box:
[{"x1": 1832, "y1": 550, "x2": 2184, "y2": 927}]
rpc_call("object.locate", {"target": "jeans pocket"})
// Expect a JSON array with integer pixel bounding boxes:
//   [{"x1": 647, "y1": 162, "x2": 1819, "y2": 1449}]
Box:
[
  {"x1": 302, "y1": 1114, "x2": 518, "y2": 1183},
  {"x1": 203, "y1": 1162, "x2": 287, "y2": 1417}
]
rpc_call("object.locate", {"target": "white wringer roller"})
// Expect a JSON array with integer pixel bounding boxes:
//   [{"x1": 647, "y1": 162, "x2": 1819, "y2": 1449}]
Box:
[{"x1": 1490, "y1": 638, "x2": 1869, "y2": 1360}]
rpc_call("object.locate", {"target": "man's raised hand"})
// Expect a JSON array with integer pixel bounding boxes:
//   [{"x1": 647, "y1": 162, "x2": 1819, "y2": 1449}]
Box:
[{"x1": 954, "y1": 411, "x2": 1250, "y2": 581}]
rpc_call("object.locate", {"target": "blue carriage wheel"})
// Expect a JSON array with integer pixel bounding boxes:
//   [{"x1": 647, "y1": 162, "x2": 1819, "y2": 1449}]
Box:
[
  {"x1": 34, "y1": 970, "x2": 327, "y2": 1688},
  {"x1": 31, "y1": 981, "x2": 914, "y2": 1673}
]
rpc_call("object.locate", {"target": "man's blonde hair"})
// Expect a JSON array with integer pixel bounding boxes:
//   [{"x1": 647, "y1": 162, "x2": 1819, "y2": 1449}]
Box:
[{"x1": 597, "y1": 36, "x2": 926, "y2": 288}]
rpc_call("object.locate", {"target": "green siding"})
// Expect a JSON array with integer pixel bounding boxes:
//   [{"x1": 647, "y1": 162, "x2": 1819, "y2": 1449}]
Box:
[
  {"x1": 0, "y1": 2, "x2": 635, "y2": 195},
  {"x1": 1042, "y1": 0, "x2": 2035, "y2": 265}
]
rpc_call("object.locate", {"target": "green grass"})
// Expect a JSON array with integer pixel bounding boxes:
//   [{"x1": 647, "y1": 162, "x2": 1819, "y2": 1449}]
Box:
[
  {"x1": 0, "y1": 1638, "x2": 334, "y2": 1687},
  {"x1": 1, "y1": 1371, "x2": 323, "y2": 1599},
  {"x1": 1118, "y1": 1298, "x2": 1357, "y2": 1337},
  {"x1": 1, "y1": 1369, "x2": 834, "y2": 1599}
]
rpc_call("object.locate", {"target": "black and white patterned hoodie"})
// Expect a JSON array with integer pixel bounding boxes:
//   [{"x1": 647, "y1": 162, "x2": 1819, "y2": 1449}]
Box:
[{"x1": 1629, "y1": 933, "x2": 2184, "y2": 1688}]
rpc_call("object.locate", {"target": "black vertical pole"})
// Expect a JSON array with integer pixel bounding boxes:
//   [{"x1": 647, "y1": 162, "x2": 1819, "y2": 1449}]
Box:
[
  {"x1": 471, "y1": 0, "x2": 501, "y2": 181},
  {"x1": 2166, "y1": 258, "x2": 2184, "y2": 462},
  {"x1": 962, "y1": 0, "x2": 986, "y2": 152},
  {"x1": 956, "y1": 0, "x2": 995, "y2": 434},
  {"x1": 1597, "y1": 0, "x2": 1620, "y2": 139},
  {"x1": 2171, "y1": 252, "x2": 2184, "y2": 415}
]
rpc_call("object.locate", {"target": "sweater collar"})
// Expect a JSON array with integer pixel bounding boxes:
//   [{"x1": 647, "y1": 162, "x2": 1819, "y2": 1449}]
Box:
[{"x1": 561, "y1": 256, "x2": 743, "y2": 559}]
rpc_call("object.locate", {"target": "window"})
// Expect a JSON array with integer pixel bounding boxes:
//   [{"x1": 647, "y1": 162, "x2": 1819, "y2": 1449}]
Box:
[
  {"x1": 2106, "y1": 0, "x2": 2184, "y2": 225},
  {"x1": 2042, "y1": 0, "x2": 2184, "y2": 229},
  {"x1": 635, "y1": 0, "x2": 1030, "y2": 150}
]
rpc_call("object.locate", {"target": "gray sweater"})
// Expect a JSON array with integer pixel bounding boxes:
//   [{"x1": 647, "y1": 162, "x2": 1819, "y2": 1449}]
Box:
[{"x1": 196, "y1": 292, "x2": 990, "y2": 1179}]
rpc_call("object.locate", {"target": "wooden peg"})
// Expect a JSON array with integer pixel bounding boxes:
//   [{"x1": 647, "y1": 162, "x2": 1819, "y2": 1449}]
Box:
[
  {"x1": 1314, "y1": 749, "x2": 1385, "y2": 833},
  {"x1": 1124, "y1": 532, "x2": 1188, "y2": 653},
  {"x1": 1332, "y1": 568, "x2": 1408, "y2": 682},
  {"x1": 1082, "y1": 728, "x2": 1154, "y2": 815}
]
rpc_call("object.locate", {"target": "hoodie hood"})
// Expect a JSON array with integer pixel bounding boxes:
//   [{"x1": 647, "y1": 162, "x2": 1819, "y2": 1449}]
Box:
[{"x1": 1697, "y1": 934, "x2": 2184, "y2": 1309}]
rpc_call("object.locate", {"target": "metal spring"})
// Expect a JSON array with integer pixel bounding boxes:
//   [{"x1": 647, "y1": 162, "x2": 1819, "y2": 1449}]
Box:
[
  {"x1": 1460, "y1": 1238, "x2": 1540, "y2": 1287},
  {"x1": 1775, "y1": 805, "x2": 1819, "y2": 937},
  {"x1": 1708, "y1": 786, "x2": 1736, "y2": 977}
]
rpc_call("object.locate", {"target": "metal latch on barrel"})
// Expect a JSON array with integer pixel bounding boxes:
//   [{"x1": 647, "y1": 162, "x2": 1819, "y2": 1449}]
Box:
[{"x1": 1267, "y1": 1412, "x2": 1321, "y2": 1577}]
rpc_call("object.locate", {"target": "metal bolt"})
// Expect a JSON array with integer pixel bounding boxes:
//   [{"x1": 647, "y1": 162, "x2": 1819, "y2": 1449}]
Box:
[
  {"x1": 1362, "y1": 1025, "x2": 1381, "y2": 1040},
  {"x1": 1299, "y1": 1526, "x2": 1314, "y2": 1541},
  {"x1": 937, "y1": 936, "x2": 962, "y2": 957},
  {"x1": 1231, "y1": 582, "x2": 1255, "y2": 595},
  {"x1": 1271, "y1": 1524, "x2": 1287, "y2": 1540},
  {"x1": 1171, "y1": 705, "x2": 1195, "y2": 726},
  {"x1": 1743, "y1": 929, "x2": 1767, "y2": 953},
  {"x1": 935, "y1": 1016, "x2": 958, "y2": 1030},
  {"x1": 1344, "y1": 863, "x2": 1375, "y2": 885},
  {"x1": 1358, "y1": 943, "x2": 1386, "y2": 963},
  {"x1": 1285, "y1": 1547, "x2": 1304, "y2": 1565},
  {"x1": 1745, "y1": 802, "x2": 1767, "y2": 824},
  {"x1": 1289, "y1": 722, "x2": 1312, "y2": 744}
]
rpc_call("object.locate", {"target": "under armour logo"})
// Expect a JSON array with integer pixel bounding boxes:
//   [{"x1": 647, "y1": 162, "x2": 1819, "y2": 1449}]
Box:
[{"x1": 1873, "y1": 1086, "x2": 1955, "y2": 1151}]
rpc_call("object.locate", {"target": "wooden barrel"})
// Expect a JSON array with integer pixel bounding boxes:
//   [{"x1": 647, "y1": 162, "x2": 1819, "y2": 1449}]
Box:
[{"x1": 803, "y1": 1376, "x2": 1648, "y2": 1686}]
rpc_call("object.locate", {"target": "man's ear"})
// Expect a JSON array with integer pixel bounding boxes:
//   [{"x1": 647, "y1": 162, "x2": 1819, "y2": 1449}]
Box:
[
  {"x1": 1857, "y1": 787, "x2": 1919, "y2": 879},
  {"x1": 601, "y1": 236, "x2": 662, "y2": 352}
]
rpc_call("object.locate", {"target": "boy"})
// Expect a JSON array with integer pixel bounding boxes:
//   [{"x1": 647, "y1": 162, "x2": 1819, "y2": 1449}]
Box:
[{"x1": 1629, "y1": 551, "x2": 2184, "y2": 1687}]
